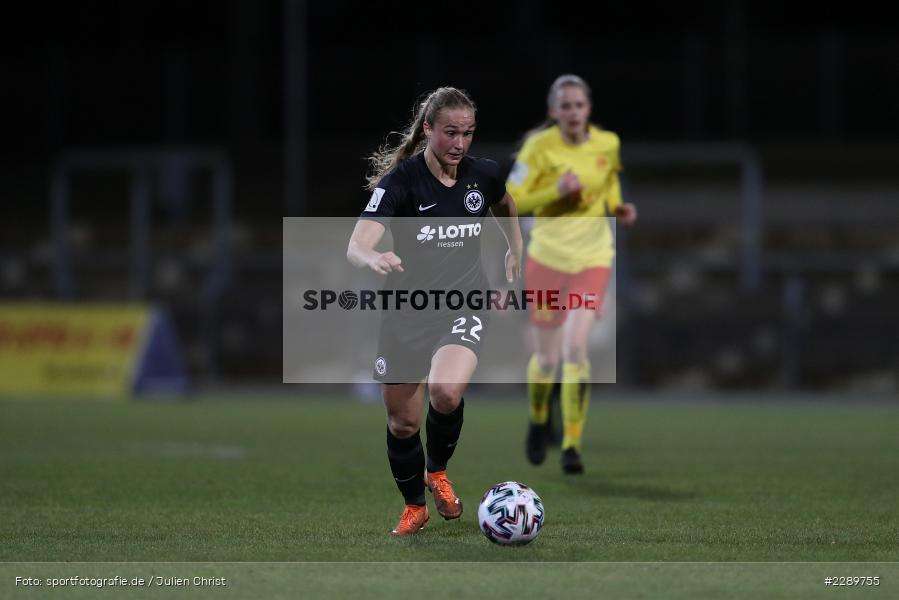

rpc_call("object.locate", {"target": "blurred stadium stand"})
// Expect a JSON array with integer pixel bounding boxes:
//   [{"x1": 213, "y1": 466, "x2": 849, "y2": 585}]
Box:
[
  {"x1": 619, "y1": 143, "x2": 899, "y2": 392},
  {"x1": 5, "y1": 141, "x2": 891, "y2": 393}
]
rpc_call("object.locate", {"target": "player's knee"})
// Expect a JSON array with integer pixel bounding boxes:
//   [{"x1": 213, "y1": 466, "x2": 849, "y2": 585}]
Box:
[
  {"x1": 535, "y1": 351, "x2": 560, "y2": 372},
  {"x1": 562, "y1": 343, "x2": 587, "y2": 364},
  {"x1": 388, "y1": 415, "x2": 421, "y2": 438},
  {"x1": 428, "y1": 382, "x2": 463, "y2": 413}
]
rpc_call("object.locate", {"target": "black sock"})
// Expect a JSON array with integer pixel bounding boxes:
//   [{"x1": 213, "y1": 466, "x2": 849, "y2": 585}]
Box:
[
  {"x1": 386, "y1": 428, "x2": 425, "y2": 505},
  {"x1": 426, "y1": 398, "x2": 464, "y2": 473}
]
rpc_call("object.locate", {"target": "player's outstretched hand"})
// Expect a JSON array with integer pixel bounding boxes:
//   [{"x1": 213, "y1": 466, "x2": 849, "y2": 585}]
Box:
[
  {"x1": 505, "y1": 247, "x2": 522, "y2": 283},
  {"x1": 368, "y1": 251, "x2": 404, "y2": 275},
  {"x1": 615, "y1": 203, "x2": 638, "y2": 227}
]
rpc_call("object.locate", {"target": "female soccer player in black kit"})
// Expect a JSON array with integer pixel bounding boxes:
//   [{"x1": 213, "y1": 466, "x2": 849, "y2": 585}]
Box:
[{"x1": 347, "y1": 87, "x2": 523, "y2": 536}]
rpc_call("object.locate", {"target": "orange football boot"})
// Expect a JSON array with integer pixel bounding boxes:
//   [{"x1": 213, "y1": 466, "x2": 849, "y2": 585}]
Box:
[
  {"x1": 425, "y1": 471, "x2": 463, "y2": 520},
  {"x1": 390, "y1": 504, "x2": 429, "y2": 536}
]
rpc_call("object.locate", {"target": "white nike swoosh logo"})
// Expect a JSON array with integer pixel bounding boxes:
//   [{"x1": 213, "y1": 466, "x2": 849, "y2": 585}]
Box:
[
  {"x1": 394, "y1": 474, "x2": 420, "y2": 483},
  {"x1": 461, "y1": 336, "x2": 475, "y2": 344},
  {"x1": 419, "y1": 203, "x2": 437, "y2": 211}
]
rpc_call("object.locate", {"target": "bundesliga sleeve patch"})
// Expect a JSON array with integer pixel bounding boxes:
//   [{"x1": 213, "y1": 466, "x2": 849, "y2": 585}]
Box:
[
  {"x1": 508, "y1": 161, "x2": 528, "y2": 185},
  {"x1": 365, "y1": 187, "x2": 386, "y2": 212}
]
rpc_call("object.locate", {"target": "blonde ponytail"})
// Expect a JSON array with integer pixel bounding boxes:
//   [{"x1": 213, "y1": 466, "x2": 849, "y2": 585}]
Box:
[{"x1": 365, "y1": 87, "x2": 476, "y2": 190}]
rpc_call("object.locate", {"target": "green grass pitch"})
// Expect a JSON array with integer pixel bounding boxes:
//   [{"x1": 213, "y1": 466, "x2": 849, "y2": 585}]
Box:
[{"x1": 1, "y1": 393, "x2": 897, "y2": 598}]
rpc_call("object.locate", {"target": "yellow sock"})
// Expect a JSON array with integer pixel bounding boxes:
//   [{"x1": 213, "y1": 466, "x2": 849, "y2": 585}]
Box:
[
  {"x1": 527, "y1": 354, "x2": 555, "y2": 425},
  {"x1": 561, "y1": 361, "x2": 590, "y2": 452}
]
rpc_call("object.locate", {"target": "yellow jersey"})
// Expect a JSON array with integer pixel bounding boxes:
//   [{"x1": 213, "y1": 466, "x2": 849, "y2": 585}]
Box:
[{"x1": 506, "y1": 125, "x2": 623, "y2": 272}]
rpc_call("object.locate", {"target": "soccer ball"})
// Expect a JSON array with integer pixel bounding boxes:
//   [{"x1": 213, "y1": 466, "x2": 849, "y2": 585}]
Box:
[{"x1": 477, "y1": 481, "x2": 545, "y2": 545}]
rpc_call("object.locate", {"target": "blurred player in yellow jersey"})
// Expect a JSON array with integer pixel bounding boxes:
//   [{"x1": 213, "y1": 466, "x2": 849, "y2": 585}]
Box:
[{"x1": 506, "y1": 74, "x2": 637, "y2": 474}]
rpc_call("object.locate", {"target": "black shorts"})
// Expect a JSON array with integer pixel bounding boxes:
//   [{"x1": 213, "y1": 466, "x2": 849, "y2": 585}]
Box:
[{"x1": 373, "y1": 311, "x2": 489, "y2": 384}]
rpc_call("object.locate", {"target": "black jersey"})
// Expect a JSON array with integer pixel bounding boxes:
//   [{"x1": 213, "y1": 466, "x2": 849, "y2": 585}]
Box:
[{"x1": 359, "y1": 153, "x2": 505, "y2": 294}]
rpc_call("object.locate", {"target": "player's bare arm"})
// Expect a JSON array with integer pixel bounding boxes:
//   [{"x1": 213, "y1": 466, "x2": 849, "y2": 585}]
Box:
[
  {"x1": 347, "y1": 219, "x2": 404, "y2": 274},
  {"x1": 490, "y1": 192, "x2": 523, "y2": 282}
]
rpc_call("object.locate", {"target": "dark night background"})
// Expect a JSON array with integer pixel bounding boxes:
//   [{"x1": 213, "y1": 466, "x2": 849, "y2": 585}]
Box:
[{"x1": 3, "y1": 1, "x2": 898, "y2": 390}]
